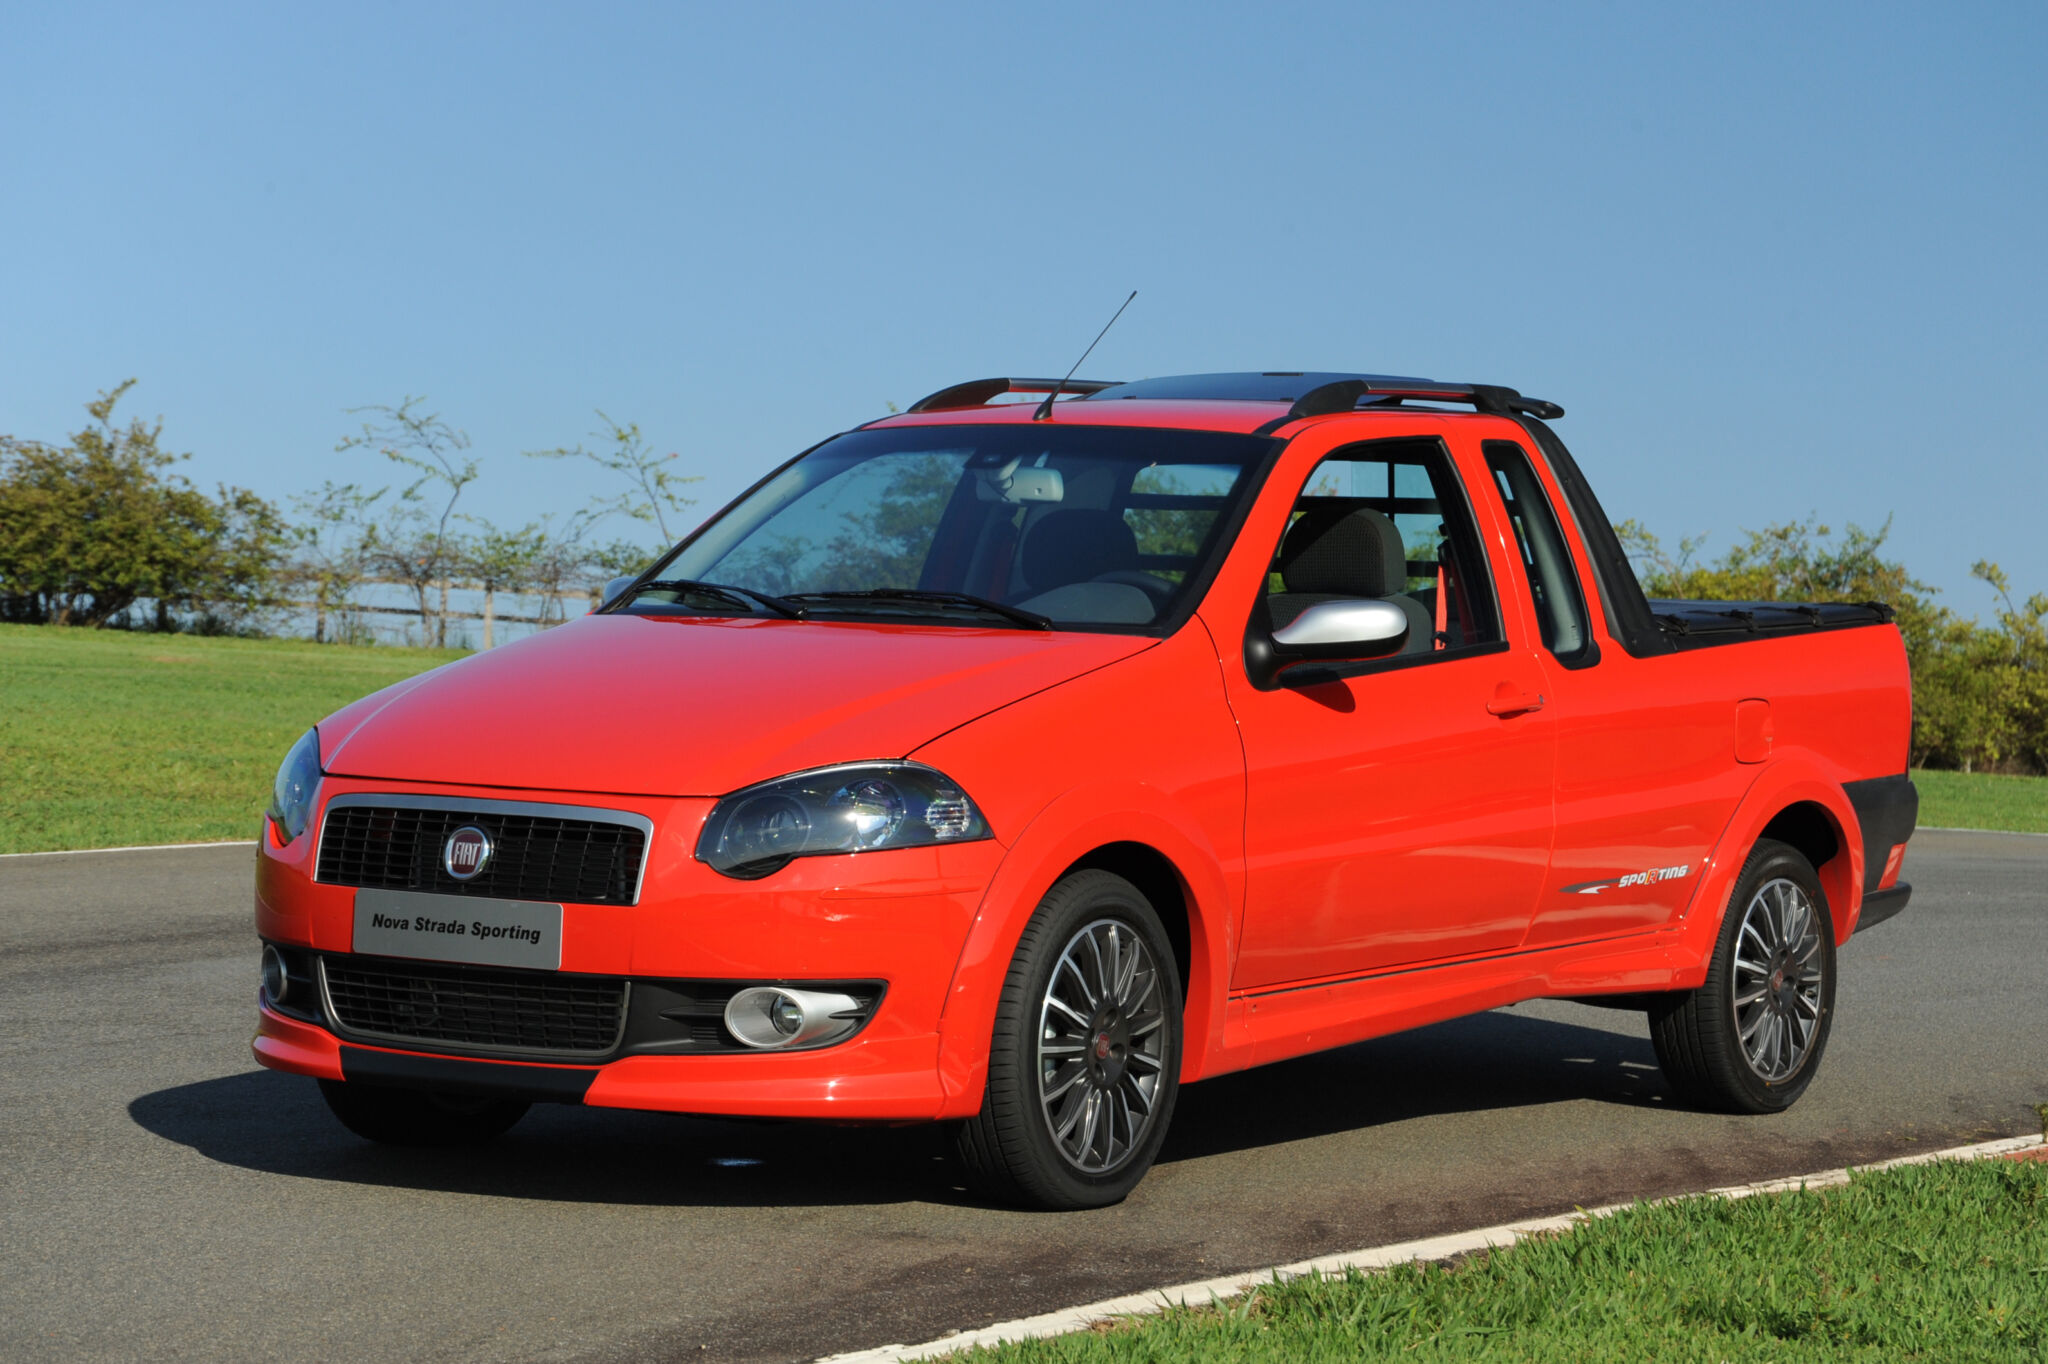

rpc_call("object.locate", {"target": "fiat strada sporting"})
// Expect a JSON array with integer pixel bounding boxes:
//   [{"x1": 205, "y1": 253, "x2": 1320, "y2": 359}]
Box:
[{"x1": 252, "y1": 371, "x2": 1918, "y2": 1209}]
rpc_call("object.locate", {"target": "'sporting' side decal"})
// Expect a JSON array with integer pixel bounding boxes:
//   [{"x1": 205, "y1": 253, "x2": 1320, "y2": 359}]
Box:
[{"x1": 1560, "y1": 864, "x2": 1692, "y2": 896}]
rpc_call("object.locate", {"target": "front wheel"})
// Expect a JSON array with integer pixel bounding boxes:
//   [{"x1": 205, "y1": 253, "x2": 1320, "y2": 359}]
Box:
[
  {"x1": 954, "y1": 870, "x2": 1183, "y2": 1209},
  {"x1": 318, "y1": 1080, "x2": 529, "y2": 1147},
  {"x1": 1650, "y1": 838, "x2": 1837, "y2": 1114}
]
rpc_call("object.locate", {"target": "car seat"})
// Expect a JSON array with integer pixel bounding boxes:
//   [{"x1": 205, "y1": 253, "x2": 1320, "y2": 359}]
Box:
[
  {"x1": 1009, "y1": 510, "x2": 1172, "y2": 624},
  {"x1": 1266, "y1": 506, "x2": 1431, "y2": 653},
  {"x1": 1019, "y1": 509, "x2": 1140, "y2": 590}
]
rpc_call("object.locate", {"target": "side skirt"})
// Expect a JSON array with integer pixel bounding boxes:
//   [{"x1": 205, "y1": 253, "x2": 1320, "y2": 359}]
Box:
[{"x1": 1214, "y1": 931, "x2": 1685, "y2": 1074}]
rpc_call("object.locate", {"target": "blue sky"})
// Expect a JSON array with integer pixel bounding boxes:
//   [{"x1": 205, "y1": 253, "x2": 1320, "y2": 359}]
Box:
[{"x1": 4, "y1": 1, "x2": 2042, "y2": 616}]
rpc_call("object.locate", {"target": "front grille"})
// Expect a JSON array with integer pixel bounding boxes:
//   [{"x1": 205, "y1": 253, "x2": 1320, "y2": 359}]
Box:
[
  {"x1": 317, "y1": 803, "x2": 646, "y2": 904},
  {"x1": 322, "y1": 956, "x2": 627, "y2": 1056}
]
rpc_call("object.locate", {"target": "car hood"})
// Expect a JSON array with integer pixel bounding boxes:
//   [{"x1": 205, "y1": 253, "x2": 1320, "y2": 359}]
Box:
[{"x1": 319, "y1": 613, "x2": 1153, "y2": 797}]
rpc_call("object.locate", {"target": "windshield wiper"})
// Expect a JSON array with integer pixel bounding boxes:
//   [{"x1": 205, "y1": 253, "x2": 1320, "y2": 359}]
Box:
[
  {"x1": 785, "y1": 589, "x2": 1053, "y2": 630},
  {"x1": 621, "y1": 579, "x2": 801, "y2": 618}
]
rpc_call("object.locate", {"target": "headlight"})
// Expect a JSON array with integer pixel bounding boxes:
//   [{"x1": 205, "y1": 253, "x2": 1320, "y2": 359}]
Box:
[
  {"x1": 267, "y1": 728, "x2": 322, "y2": 845},
  {"x1": 697, "y1": 762, "x2": 990, "y2": 879}
]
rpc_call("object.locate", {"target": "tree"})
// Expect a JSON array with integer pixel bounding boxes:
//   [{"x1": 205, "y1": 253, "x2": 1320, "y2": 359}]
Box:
[
  {"x1": 526, "y1": 412, "x2": 700, "y2": 544},
  {"x1": 286, "y1": 481, "x2": 385, "y2": 644},
  {"x1": 0, "y1": 381, "x2": 285, "y2": 628},
  {"x1": 526, "y1": 516, "x2": 594, "y2": 626},
  {"x1": 582, "y1": 536, "x2": 660, "y2": 582},
  {"x1": 1967, "y1": 562, "x2": 2048, "y2": 774},
  {"x1": 465, "y1": 519, "x2": 547, "y2": 648},
  {"x1": 338, "y1": 398, "x2": 479, "y2": 647}
]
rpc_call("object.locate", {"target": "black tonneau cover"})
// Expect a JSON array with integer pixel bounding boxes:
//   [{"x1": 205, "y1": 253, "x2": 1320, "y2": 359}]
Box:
[{"x1": 1648, "y1": 599, "x2": 1895, "y2": 651}]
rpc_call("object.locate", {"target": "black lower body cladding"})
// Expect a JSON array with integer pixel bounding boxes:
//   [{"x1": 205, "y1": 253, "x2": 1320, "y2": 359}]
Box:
[
  {"x1": 1844, "y1": 773, "x2": 1919, "y2": 894},
  {"x1": 338, "y1": 1045, "x2": 598, "y2": 1103},
  {"x1": 1854, "y1": 884, "x2": 1913, "y2": 935}
]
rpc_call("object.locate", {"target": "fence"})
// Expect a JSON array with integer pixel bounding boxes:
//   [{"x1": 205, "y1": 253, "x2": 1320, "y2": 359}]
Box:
[{"x1": 285, "y1": 578, "x2": 609, "y2": 649}]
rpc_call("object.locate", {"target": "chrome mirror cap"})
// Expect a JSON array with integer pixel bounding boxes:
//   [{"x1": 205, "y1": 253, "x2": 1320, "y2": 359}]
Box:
[{"x1": 1271, "y1": 598, "x2": 1409, "y2": 649}]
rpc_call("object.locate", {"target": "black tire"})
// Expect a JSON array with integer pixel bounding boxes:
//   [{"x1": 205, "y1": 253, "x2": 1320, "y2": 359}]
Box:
[
  {"x1": 1650, "y1": 838, "x2": 1837, "y2": 1114},
  {"x1": 954, "y1": 870, "x2": 1183, "y2": 1210},
  {"x1": 318, "y1": 1080, "x2": 529, "y2": 1147}
]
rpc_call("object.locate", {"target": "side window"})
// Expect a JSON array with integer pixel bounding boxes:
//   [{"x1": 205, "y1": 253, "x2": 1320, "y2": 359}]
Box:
[
  {"x1": 1263, "y1": 438, "x2": 1502, "y2": 657},
  {"x1": 1484, "y1": 441, "x2": 1594, "y2": 665}
]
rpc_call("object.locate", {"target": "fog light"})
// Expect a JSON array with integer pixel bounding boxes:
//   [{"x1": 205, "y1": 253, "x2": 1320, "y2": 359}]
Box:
[
  {"x1": 771, "y1": 995, "x2": 804, "y2": 1037},
  {"x1": 724, "y1": 986, "x2": 861, "y2": 1050},
  {"x1": 261, "y1": 945, "x2": 289, "y2": 1006}
]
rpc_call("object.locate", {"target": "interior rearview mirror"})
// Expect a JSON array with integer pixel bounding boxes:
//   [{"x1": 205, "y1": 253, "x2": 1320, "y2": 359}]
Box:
[{"x1": 973, "y1": 456, "x2": 1065, "y2": 504}]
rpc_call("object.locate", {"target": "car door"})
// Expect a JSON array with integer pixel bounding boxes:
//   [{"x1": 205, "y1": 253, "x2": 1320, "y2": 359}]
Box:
[
  {"x1": 1206, "y1": 428, "x2": 1559, "y2": 990},
  {"x1": 1480, "y1": 436, "x2": 1743, "y2": 946}
]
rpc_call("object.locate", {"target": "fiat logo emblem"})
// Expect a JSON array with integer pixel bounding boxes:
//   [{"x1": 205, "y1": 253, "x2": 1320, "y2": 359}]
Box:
[{"x1": 442, "y1": 825, "x2": 493, "y2": 880}]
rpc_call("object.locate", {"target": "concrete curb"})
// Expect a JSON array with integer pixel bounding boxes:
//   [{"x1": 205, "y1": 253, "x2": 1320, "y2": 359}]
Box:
[{"x1": 815, "y1": 1132, "x2": 2047, "y2": 1364}]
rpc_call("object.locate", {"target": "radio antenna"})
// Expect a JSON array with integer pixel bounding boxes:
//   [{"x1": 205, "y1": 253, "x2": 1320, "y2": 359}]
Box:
[{"x1": 1033, "y1": 290, "x2": 1136, "y2": 421}]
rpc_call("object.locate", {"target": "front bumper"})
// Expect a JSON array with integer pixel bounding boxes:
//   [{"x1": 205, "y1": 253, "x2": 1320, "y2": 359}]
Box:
[
  {"x1": 254, "y1": 1000, "x2": 951, "y2": 1118},
  {"x1": 252, "y1": 776, "x2": 1006, "y2": 1121}
]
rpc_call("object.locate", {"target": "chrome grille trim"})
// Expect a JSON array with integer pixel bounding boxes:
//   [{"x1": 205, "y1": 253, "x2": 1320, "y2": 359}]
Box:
[{"x1": 314, "y1": 793, "x2": 654, "y2": 905}]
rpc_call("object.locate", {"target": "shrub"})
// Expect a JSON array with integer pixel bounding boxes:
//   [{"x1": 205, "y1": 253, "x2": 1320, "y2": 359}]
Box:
[{"x1": 0, "y1": 382, "x2": 285, "y2": 629}]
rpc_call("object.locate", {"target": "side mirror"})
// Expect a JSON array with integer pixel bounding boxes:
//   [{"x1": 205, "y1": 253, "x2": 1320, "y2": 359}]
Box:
[
  {"x1": 1245, "y1": 598, "x2": 1409, "y2": 690},
  {"x1": 600, "y1": 575, "x2": 638, "y2": 608}
]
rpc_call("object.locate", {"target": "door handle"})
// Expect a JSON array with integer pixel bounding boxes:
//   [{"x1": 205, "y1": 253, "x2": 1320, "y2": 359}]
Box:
[{"x1": 1486, "y1": 684, "x2": 1546, "y2": 717}]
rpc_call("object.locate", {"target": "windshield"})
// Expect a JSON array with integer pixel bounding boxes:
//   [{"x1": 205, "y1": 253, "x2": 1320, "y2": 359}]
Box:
[{"x1": 630, "y1": 425, "x2": 1274, "y2": 632}]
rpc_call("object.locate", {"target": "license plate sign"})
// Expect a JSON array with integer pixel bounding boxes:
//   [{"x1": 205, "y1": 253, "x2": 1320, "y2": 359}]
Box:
[{"x1": 351, "y1": 889, "x2": 563, "y2": 970}]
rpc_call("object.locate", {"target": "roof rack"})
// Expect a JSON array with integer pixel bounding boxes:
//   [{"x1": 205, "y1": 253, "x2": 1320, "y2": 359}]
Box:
[
  {"x1": 1284, "y1": 378, "x2": 1564, "y2": 422},
  {"x1": 902, "y1": 371, "x2": 1563, "y2": 421},
  {"x1": 1083, "y1": 372, "x2": 1564, "y2": 420},
  {"x1": 906, "y1": 377, "x2": 1121, "y2": 413}
]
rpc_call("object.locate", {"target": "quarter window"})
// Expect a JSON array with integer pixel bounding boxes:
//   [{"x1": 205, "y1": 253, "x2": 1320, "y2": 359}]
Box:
[{"x1": 1484, "y1": 441, "x2": 1594, "y2": 665}]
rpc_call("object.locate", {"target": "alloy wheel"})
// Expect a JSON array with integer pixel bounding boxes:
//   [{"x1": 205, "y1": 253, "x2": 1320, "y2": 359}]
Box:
[
  {"x1": 1730, "y1": 876, "x2": 1826, "y2": 1082},
  {"x1": 1036, "y1": 918, "x2": 1168, "y2": 1174}
]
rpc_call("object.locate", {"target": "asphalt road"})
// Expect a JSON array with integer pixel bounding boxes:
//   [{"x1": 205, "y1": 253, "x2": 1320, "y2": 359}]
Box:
[{"x1": 2, "y1": 830, "x2": 2043, "y2": 1363}]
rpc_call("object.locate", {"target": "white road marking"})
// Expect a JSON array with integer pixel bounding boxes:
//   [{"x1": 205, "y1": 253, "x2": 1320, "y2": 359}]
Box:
[
  {"x1": 0, "y1": 839, "x2": 257, "y2": 859},
  {"x1": 1918, "y1": 825, "x2": 2048, "y2": 837},
  {"x1": 815, "y1": 1132, "x2": 2047, "y2": 1364}
]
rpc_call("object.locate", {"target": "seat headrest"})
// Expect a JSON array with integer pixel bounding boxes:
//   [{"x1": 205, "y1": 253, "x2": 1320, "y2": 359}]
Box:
[
  {"x1": 1278, "y1": 507, "x2": 1407, "y2": 598},
  {"x1": 1020, "y1": 509, "x2": 1139, "y2": 591}
]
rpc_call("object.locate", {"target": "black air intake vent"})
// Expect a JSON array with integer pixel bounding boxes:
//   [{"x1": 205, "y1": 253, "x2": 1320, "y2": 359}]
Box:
[
  {"x1": 322, "y1": 957, "x2": 627, "y2": 1056},
  {"x1": 317, "y1": 802, "x2": 646, "y2": 905}
]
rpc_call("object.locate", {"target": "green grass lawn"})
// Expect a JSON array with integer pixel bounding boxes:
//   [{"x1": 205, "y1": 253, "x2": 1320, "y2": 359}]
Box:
[
  {"x1": 966, "y1": 1158, "x2": 2048, "y2": 1363},
  {"x1": 0, "y1": 624, "x2": 464, "y2": 854},
  {"x1": 1911, "y1": 768, "x2": 2048, "y2": 835}
]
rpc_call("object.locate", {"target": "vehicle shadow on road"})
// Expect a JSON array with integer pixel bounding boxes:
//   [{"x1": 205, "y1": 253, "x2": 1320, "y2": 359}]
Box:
[
  {"x1": 127, "y1": 1068, "x2": 963, "y2": 1207},
  {"x1": 128, "y1": 1007, "x2": 1665, "y2": 1207},
  {"x1": 1160, "y1": 1006, "x2": 1668, "y2": 1165}
]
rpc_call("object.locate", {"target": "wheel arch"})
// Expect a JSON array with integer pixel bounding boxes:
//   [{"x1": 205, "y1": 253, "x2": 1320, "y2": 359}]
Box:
[
  {"x1": 1676, "y1": 753, "x2": 1867, "y2": 979},
  {"x1": 1756, "y1": 802, "x2": 1844, "y2": 886},
  {"x1": 1066, "y1": 842, "x2": 1195, "y2": 1004},
  {"x1": 931, "y1": 786, "x2": 1239, "y2": 1120}
]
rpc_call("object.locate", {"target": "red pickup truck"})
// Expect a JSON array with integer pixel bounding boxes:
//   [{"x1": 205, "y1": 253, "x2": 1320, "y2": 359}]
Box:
[{"x1": 251, "y1": 370, "x2": 1917, "y2": 1209}]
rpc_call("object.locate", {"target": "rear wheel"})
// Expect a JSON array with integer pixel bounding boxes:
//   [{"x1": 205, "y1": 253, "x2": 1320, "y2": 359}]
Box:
[
  {"x1": 954, "y1": 870, "x2": 1182, "y2": 1209},
  {"x1": 1650, "y1": 838, "x2": 1837, "y2": 1114},
  {"x1": 318, "y1": 1080, "x2": 529, "y2": 1147}
]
